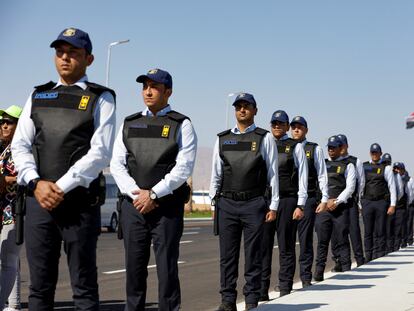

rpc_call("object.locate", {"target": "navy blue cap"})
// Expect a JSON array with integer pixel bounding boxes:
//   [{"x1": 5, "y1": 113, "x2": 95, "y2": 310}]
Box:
[
  {"x1": 327, "y1": 135, "x2": 342, "y2": 148},
  {"x1": 136, "y1": 68, "x2": 173, "y2": 89},
  {"x1": 271, "y1": 110, "x2": 289, "y2": 124},
  {"x1": 50, "y1": 27, "x2": 92, "y2": 54},
  {"x1": 370, "y1": 143, "x2": 382, "y2": 153},
  {"x1": 232, "y1": 93, "x2": 257, "y2": 107},
  {"x1": 393, "y1": 162, "x2": 405, "y2": 169},
  {"x1": 290, "y1": 116, "x2": 308, "y2": 128},
  {"x1": 337, "y1": 134, "x2": 348, "y2": 145},
  {"x1": 382, "y1": 153, "x2": 392, "y2": 163}
]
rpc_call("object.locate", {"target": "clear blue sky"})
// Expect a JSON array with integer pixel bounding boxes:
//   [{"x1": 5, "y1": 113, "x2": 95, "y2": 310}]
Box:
[{"x1": 1, "y1": 1, "x2": 413, "y2": 170}]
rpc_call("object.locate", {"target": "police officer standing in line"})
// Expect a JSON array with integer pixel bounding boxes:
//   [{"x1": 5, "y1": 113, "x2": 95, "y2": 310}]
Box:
[
  {"x1": 110, "y1": 68, "x2": 197, "y2": 311},
  {"x1": 11, "y1": 28, "x2": 116, "y2": 310},
  {"x1": 210, "y1": 93, "x2": 278, "y2": 311},
  {"x1": 361, "y1": 143, "x2": 396, "y2": 262},
  {"x1": 330, "y1": 134, "x2": 365, "y2": 270},
  {"x1": 400, "y1": 167, "x2": 412, "y2": 248},
  {"x1": 392, "y1": 162, "x2": 409, "y2": 250},
  {"x1": 406, "y1": 173, "x2": 414, "y2": 246},
  {"x1": 314, "y1": 136, "x2": 356, "y2": 281},
  {"x1": 261, "y1": 110, "x2": 308, "y2": 298},
  {"x1": 290, "y1": 116, "x2": 329, "y2": 287}
]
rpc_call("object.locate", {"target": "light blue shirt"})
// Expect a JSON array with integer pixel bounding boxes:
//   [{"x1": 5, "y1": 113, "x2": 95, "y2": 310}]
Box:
[
  {"x1": 110, "y1": 104, "x2": 197, "y2": 200},
  {"x1": 11, "y1": 75, "x2": 116, "y2": 193},
  {"x1": 209, "y1": 123, "x2": 279, "y2": 211},
  {"x1": 328, "y1": 156, "x2": 356, "y2": 205},
  {"x1": 300, "y1": 139, "x2": 329, "y2": 203},
  {"x1": 395, "y1": 173, "x2": 404, "y2": 201},
  {"x1": 276, "y1": 134, "x2": 308, "y2": 206}
]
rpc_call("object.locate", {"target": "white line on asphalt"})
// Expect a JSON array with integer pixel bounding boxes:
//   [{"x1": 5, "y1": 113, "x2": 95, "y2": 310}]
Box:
[
  {"x1": 185, "y1": 227, "x2": 201, "y2": 230},
  {"x1": 102, "y1": 261, "x2": 186, "y2": 275},
  {"x1": 183, "y1": 231, "x2": 199, "y2": 235},
  {"x1": 180, "y1": 240, "x2": 193, "y2": 244}
]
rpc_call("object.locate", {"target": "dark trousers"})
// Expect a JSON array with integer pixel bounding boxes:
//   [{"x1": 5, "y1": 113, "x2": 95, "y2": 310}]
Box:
[
  {"x1": 361, "y1": 199, "x2": 388, "y2": 261},
  {"x1": 261, "y1": 197, "x2": 298, "y2": 293},
  {"x1": 218, "y1": 196, "x2": 267, "y2": 305},
  {"x1": 386, "y1": 213, "x2": 395, "y2": 253},
  {"x1": 25, "y1": 195, "x2": 100, "y2": 311},
  {"x1": 315, "y1": 203, "x2": 351, "y2": 273},
  {"x1": 407, "y1": 205, "x2": 414, "y2": 245},
  {"x1": 393, "y1": 208, "x2": 407, "y2": 251},
  {"x1": 331, "y1": 200, "x2": 364, "y2": 265},
  {"x1": 122, "y1": 199, "x2": 184, "y2": 311},
  {"x1": 297, "y1": 197, "x2": 317, "y2": 282}
]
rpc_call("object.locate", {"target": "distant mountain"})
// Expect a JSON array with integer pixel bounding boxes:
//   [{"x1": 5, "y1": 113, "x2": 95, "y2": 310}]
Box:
[{"x1": 192, "y1": 146, "x2": 213, "y2": 191}]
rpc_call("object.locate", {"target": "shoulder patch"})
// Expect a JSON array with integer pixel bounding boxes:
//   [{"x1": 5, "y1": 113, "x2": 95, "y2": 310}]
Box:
[
  {"x1": 167, "y1": 110, "x2": 189, "y2": 123},
  {"x1": 218, "y1": 129, "x2": 231, "y2": 137},
  {"x1": 306, "y1": 141, "x2": 318, "y2": 147},
  {"x1": 125, "y1": 112, "x2": 143, "y2": 121},
  {"x1": 254, "y1": 127, "x2": 268, "y2": 136},
  {"x1": 34, "y1": 81, "x2": 56, "y2": 92}
]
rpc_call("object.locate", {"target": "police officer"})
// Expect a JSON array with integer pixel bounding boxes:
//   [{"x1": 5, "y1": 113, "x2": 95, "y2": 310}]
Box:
[
  {"x1": 382, "y1": 153, "x2": 392, "y2": 166},
  {"x1": 330, "y1": 134, "x2": 365, "y2": 270},
  {"x1": 290, "y1": 116, "x2": 329, "y2": 287},
  {"x1": 261, "y1": 110, "x2": 308, "y2": 298},
  {"x1": 406, "y1": 173, "x2": 414, "y2": 246},
  {"x1": 361, "y1": 143, "x2": 396, "y2": 262},
  {"x1": 393, "y1": 162, "x2": 409, "y2": 250},
  {"x1": 11, "y1": 28, "x2": 116, "y2": 310},
  {"x1": 110, "y1": 68, "x2": 197, "y2": 311},
  {"x1": 210, "y1": 93, "x2": 278, "y2": 311},
  {"x1": 314, "y1": 136, "x2": 356, "y2": 281}
]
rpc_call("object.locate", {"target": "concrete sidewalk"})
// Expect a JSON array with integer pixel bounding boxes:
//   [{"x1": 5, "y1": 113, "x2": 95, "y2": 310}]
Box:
[{"x1": 255, "y1": 246, "x2": 414, "y2": 311}]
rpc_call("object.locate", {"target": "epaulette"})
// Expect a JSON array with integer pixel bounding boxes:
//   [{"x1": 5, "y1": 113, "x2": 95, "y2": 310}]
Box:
[
  {"x1": 34, "y1": 81, "x2": 56, "y2": 92},
  {"x1": 85, "y1": 82, "x2": 116, "y2": 100},
  {"x1": 217, "y1": 129, "x2": 231, "y2": 137},
  {"x1": 254, "y1": 127, "x2": 268, "y2": 136},
  {"x1": 167, "y1": 110, "x2": 189, "y2": 123},
  {"x1": 125, "y1": 112, "x2": 143, "y2": 121}
]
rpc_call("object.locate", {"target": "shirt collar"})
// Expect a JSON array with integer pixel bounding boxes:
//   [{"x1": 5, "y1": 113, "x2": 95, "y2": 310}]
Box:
[
  {"x1": 231, "y1": 123, "x2": 256, "y2": 134},
  {"x1": 54, "y1": 75, "x2": 88, "y2": 90},
  {"x1": 275, "y1": 134, "x2": 289, "y2": 141},
  {"x1": 143, "y1": 104, "x2": 171, "y2": 117}
]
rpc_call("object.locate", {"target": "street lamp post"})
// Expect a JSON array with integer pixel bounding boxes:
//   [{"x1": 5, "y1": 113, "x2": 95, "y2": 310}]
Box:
[{"x1": 105, "y1": 39, "x2": 130, "y2": 87}]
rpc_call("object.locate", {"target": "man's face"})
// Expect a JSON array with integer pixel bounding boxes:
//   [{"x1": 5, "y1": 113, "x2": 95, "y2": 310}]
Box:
[
  {"x1": 328, "y1": 146, "x2": 341, "y2": 159},
  {"x1": 0, "y1": 114, "x2": 17, "y2": 142},
  {"x1": 271, "y1": 121, "x2": 289, "y2": 139},
  {"x1": 234, "y1": 101, "x2": 256, "y2": 124},
  {"x1": 370, "y1": 151, "x2": 382, "y2": 163},
  {"x1": 54, "y1": 42, "x2": 93, "y2": 83},
  {"x1": 290, "y1": 123, "x2": 308, "y2": 141},
  {"x1": 142, "y1": 79, "x2": 172, "y2": 110}
]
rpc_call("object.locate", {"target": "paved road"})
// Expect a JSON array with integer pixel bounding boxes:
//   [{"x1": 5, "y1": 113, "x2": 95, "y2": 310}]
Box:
[{"x1": 19, "y1": 220, "x2": 340, "y2": 311}]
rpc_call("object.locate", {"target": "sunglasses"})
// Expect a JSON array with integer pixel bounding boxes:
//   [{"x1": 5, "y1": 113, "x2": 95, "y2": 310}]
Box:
[{"x1": 0, "y1": 119, "x2": 17, "y2": 126}]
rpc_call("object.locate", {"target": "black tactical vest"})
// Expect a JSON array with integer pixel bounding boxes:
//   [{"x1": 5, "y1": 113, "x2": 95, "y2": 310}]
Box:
[
  {"x1": 31, "y1": 81, "x2": 115, "y2": 182},
  {"x1": 304, "y1": 142, "x2": 319, "y2": 197},
  {"x1": 343, "y1": 155, "x2": 359, "y2": 198},
  {"x1": 326, "y1": 159, "x2": 348, "y2": 199},
  {"x1": 277, "y1": 138, "x2": 298, "y2": 198},
  {"x1": 363, "y1": 162, "x2": 389, "y2": 201},
  {"x1": 123, "y1": 111, "x2": 188, "y2": 193},
  {"x1": 218, "y1": 128, "x2": 268, "y2": 198},
  {"x1": 397, "y1": 174, "x2": 409, "y2": 209}
]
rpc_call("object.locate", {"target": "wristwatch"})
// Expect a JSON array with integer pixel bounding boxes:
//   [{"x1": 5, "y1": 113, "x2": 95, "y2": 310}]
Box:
[
  {"x1": 149, "y1": 189, "x2": 158, "y2": 200},
  {"x1": 28, "y1": 178, "x2": 40, "y2": 192}
]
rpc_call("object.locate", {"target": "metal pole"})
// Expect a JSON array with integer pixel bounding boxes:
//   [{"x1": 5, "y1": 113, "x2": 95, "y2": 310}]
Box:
[{"x1": 105, "y1": 40, "x2": 130, "y2": 87}]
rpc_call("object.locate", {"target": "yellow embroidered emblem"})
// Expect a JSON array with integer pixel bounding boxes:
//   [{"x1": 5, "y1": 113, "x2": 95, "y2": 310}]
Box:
[
  {"x1": 162, "y1": 125, "x2": 170, "y2": 137},
  {"x1": 306, "y1": 150, "x2": 311, "y2": 158},
  {"x1": 78, "y1": 96, "x2": 90, "y2": 110},
  {"x1": 148, "y1": 69, "x2": 158, "y2": 74},
  {"x1": 251, "y1": 141, "x2": 257, "y2": 151},
  {"x1": 377, "y1": 168, "x2": 381, "y2": 174},
  {"x1": 285, "y1": 146, "x2": 290, "y2": 153},
  {"x1": 336, "y1": 166, "x2": 341, "y2": 173},
  {"x1": 63, "y1": 28, "x2": 76, "y2": 37}
]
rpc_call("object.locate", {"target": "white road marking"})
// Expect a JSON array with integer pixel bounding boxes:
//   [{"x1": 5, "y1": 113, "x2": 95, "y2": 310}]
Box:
[
  {"x1": 103, "y1": 261, "x2": 186, "y2": 275},
  {"x1": 183, "y1": 231, "x2": 199, "y2": 235},
  {"x1": 273, "y1": 242, "x2": 300, "y2": 249}
]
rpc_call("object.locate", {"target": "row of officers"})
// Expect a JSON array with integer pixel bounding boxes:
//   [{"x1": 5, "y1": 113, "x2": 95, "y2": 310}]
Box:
[{"x1": 4, "y1": 26, "x2": 412, "y2": 311}]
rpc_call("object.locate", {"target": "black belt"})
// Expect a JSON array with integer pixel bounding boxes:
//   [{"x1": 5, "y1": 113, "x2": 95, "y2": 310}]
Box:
[{"x1": 220, "y1": 189, "x2": 264, "y2": 201}]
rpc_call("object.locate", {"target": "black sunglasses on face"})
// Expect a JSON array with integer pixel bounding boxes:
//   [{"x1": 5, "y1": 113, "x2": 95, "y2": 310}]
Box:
[{"x1": 0, "y1": 119, "x2": 17, "y2": 126}]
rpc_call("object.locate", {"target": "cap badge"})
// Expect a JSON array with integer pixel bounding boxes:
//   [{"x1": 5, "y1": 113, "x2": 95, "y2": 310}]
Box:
[
  {"x1": 276, "y1": 113, "x2": 281, "y2": 117},
  {"x1": 148, "y1": 69, "x2": 158, "y2": 75},
  {"x1": 63, "y1": 28, "x2": 76, "y2": 37},
  {"x1": 239, "y1": 93, "x2": 245, "y2": 98}
]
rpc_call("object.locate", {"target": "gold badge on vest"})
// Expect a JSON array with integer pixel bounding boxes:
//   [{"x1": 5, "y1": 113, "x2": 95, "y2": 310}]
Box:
[
  {"x1": 251, "y1": 141, "x2": 257, "y2": 151},
  {"x1": 78, "y1": 96, "x2": 90, "y2": 110},
  {"x1": 162, "y1": 125, "x2": 170, "y2": 138}
]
